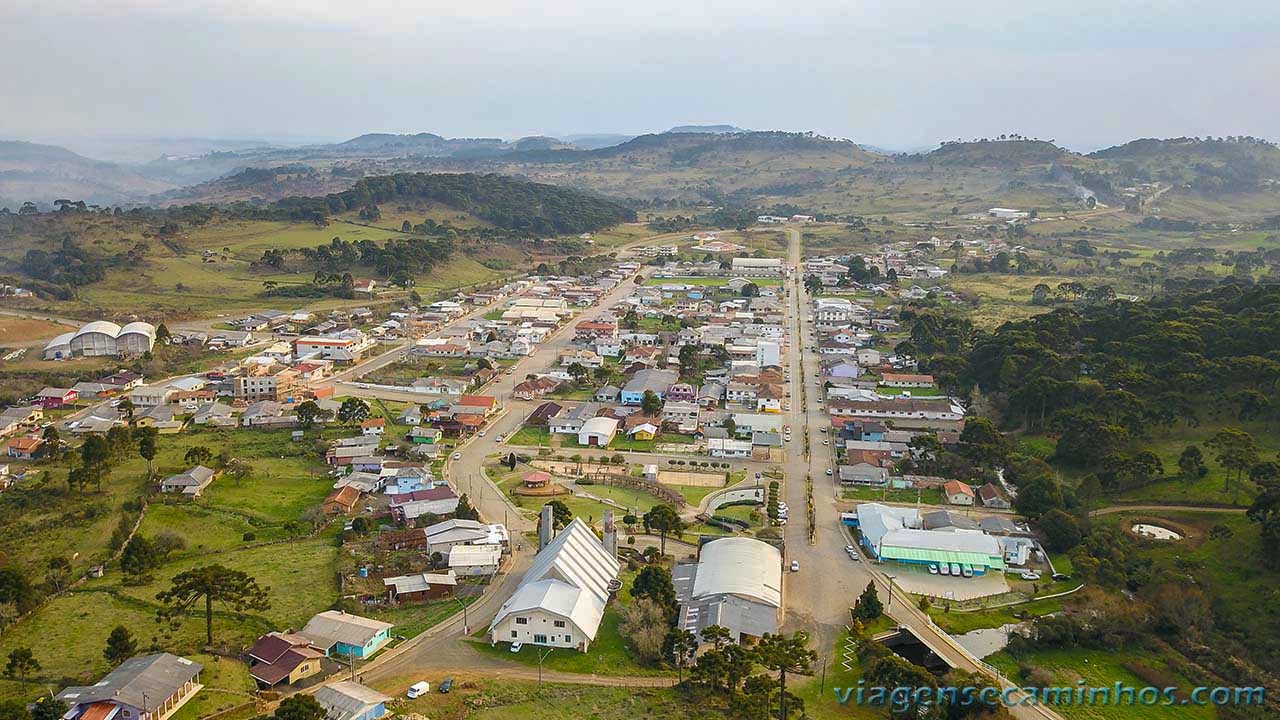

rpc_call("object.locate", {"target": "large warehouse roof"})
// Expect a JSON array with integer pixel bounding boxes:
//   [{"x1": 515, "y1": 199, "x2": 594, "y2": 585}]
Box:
[
  {"x1": 118, "y1": 321, "x2": 157, "y2": 339},
  {"x1": 878, "y1": 529, "x2": 1005, "y2": 570},
  {"x1": 73, "y1": 320, "x2": 122, "y2": 339},
  {"x1": 855, "y1": 503, "x2": 920, "y2": 549},
  {"x1": 690, "y1": 537, "x2": 782, "y2": 607}
]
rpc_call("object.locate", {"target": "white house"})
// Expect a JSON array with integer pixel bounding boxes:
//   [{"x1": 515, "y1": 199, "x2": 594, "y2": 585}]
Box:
[
  {"x1": 488, "y1": 518, "x2": 620, "y2": 652},
  {"x1": 578, "y1": 416, "x2": 619, "y2": 448}
]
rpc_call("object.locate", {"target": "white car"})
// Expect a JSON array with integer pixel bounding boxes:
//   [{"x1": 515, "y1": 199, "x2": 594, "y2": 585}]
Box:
[
  {"x1": 822, "y1": 439, "x2": 829, "y2": 446},
  {"x1": 928, "y1": 564, "x2": 939, "y2": 575},
  {"x1": 790, "y1": 560, "x2": 800, "y2": 572},
  {"x1": 452, "y1": 452, "x2": 462, "y2": 460},
  {"x1": 510, "y1": 642, "x2": 524, "y2": 653},
  {"x1": 825, "y1": 468, "x2": 833, "y2": 476},
  {"x1": 1020, "y1": 571, "x2": 1041, "y2": 581},
  {"x1": 495, "y1": 434, "x2": 505, "y2": 442},
  {"x1": 478, "y1": 430, "x2": 486, "y2": 437},
  {"x1": 407, "y1": 681, "x2": 430, "y2": 699}
]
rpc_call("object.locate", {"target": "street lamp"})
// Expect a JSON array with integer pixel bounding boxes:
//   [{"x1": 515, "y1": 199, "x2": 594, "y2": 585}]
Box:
[
  {"x1": 537, "y1": 647, "x2": 554, "y2": 691},
  {"x1": 884, "y1": 575, "x2": 896, "y2": 613},
  {"x1": 456, "y1": 597, "x2": 470, "y2": 635}
]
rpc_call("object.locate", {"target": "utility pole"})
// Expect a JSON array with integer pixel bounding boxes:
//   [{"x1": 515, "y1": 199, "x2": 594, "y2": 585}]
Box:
[
  {"x1": 456, "y1": 597, "x2": 470, "y2": 635},
  {"x1": 537, "y1": 648, "x2": 553, "y2": 692},
  {"x1": 884, "y1": 575, "x2": 896, "y2": 613}
]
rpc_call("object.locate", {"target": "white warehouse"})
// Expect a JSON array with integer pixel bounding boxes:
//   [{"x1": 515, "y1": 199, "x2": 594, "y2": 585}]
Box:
[{"x1": 44, "y1": 321, "x2": 156, "y2": 360}]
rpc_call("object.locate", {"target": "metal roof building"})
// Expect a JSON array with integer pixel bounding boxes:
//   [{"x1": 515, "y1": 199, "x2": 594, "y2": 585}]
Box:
[{"x1": 674, "y1": 537, "x2": 782, "y2": 644}]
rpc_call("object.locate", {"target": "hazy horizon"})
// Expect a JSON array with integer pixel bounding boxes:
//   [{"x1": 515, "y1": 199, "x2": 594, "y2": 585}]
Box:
[{"x1": 5, "y1": 0, "x2": 1280, "y2": 155}]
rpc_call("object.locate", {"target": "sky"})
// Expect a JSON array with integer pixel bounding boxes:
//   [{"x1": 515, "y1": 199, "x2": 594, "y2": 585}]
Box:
[{"x1": 5, "y1": 0, "x2": 1280, "y2": 153}]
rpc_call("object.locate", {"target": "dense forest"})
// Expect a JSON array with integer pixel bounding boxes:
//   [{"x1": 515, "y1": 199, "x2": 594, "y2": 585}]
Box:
[{"x1": 270, "y1": 172, "x2": 635, "y2": 233}]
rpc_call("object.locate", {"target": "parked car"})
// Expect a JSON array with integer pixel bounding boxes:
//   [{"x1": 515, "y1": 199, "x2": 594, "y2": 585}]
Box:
[
  {"x1": 407, "y1": 682, "x2": 429, "y2": 699},
  {"x1": 825, "y1": 468, "x2": 833, "y2": 476},
  {"x1": 478, "y1": 430, "x2": 486, "y2": 437},
  {"x1": 452, "y1": 452, "x2": 462, "y2": 460},
  {"x1": 439, "y1": 678, "x2": 454, "y2": 694},
  {"x1": 510, "y1": 642, "x2": 524, "y2": 653},
  {"x1": 961, "y1": 565, "x2": 974, "y2": 578},
  {"x1": 822, "y1": 439, "x2": 830, "y2": 446},
  {"x1": 1019, "y1": 571, "x2": 1041, "y2": 581},
  {"x1": 949, "y1": 563, "x2": 962, "y2": 576},
  {"x1": 928, "y1": 564, "x2": 939, "y2": 575},
  {"x1": 790, "y1": 560, "x2": 800, "y2": 572},
  {"x1": 938, "y1": 563, "x2": 951, "y2": 576}
]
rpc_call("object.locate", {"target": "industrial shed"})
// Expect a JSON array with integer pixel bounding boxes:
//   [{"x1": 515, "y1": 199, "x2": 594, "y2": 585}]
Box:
[{"x1": 674, "y1": 537, "x2": 782, "y2": 644}]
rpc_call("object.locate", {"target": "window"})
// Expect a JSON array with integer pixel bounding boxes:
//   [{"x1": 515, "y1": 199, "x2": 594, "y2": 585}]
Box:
[
  {"x1": 516, "y1": 617, "x2": 528, "y2": 625},
  {"x1": 553, "y1": 620, "x2": 566, "y2": 628},
  {"x1": 533, "y1": 634, "x2": 547, "y2": 644},
  {"x1": 511, "y1": 631, "x2": 517, "y2": 638}
]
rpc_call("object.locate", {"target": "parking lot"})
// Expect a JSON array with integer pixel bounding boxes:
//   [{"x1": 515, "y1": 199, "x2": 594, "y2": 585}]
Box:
[{"x1": 887, "y1": 563, "x2": 1010, "y2": 601}]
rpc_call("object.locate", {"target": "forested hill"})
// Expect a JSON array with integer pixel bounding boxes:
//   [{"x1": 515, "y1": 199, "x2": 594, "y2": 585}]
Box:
[
  {"x1": 912, "y1": 139, "x2": 1077, "y2": 167},
  {"x1": 1087, "y1": 136, "x2": 1280, "y2": 194},
  {"x1": 271, "y1": 172, "x2": 636, "y2": 234}
]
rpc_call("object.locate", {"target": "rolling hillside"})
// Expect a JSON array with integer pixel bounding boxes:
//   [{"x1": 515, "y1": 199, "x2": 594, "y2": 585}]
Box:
[{"x1": 0, "y1": 140, "x2": 169, "y2": 208}]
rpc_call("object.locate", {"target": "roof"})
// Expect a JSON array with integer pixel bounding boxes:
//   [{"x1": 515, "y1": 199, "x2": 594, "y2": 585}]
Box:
[
  {"x1": 162, "y1": 465, "x2": 215, "y2": 488},
  {"x1": 689, "y1": 538, "x2": 781, "y2": 607},
  {"x1": 579, "y1": 416, "x2": 619, "y2": 436},
  {"x1": 489, "y1": 518, "x2": 620, "y2": 639},
  {"x1": 878, "y1": 529, "x2": 1005, "y2": 569},
  {"x1": 44, "y1": 331, "x2": 75, "y2": 350},
  {"x1": 943, "y1": 480, "x2": 975, "y2": 497},
  {"x1": 56, "y1": 653, "x2": 202, "y2": 711},
  {"x1": 315, "y1": 681, "x2": 391, "y2": 720},
  {"x1": 118, "y1": 322, "x2": 157, "y2": 339},
  {"x1": 921, "y1": 510, "x2": 981, "y2": 531},
  {"x1": 300, "y1": 611, "x2": 393, "y2": 649},
  {"x1": 73, "y1": 321, "x2": 123, "y2": 339},
  {"x1": 384, "y1": 571, "x2": 458, "y2": 593}
]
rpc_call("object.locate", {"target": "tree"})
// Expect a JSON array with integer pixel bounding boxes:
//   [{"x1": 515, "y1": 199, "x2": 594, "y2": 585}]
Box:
[
  {"x1": 40, "y1": 425, "x2": 61, "y2": 460},
  {"x1": 1178, "y1": 445, "x2": 1208, "y2": 486},
  {"x1": 701, "y1": 624, "x2": 732, "y2": 650},
  {"x1": 567, "y1": 362, "x2": 588, "y2": 384},
  {"x1": 222, "y1": 458, "x2": 253, "y2": 486},
  {"x1": 4, "y1": 648, "x2": 38, "y2": 691},
  {"x1": 0, "y1": 699, "x2": 29, "y2": 720},
  {"x1": 156, "y1": 565, "x2": 270, "y2": 645},
  {"x1": 80, "y1": 434, "x2": 111, "y2": 492},
  {"x1": 642, "y1": 504, "x2": 685, "y2": 555},
  {"x1": 274, "y1": 695, "x2": 324, "y2": 720},
  {"x1": 663, "y1": 627, "x2": 698, "y2": 683},
  {"x1": 739, "y1": 282, "x2": 759, "y2": 297},
  {"x1": 184, "y1": 445, "x2": 213, "y2": 466},
  {"x1": 1247, "y1": 476, "x2": 1280, "y2": 568},
  {"x1": 543, "y1": 500, "x2": 571, "y2": 531},
  {"x1": 631, "y1": 566, "x2": 676, "y2": 612},
  {"x1": 1040, "y1": 509, "x2": 1082, "y2": 551},
  {"x1": 640, "y1": 390, "x2": 663, "y2": 416},
  {"x1": 454, "y1": 494, "x2": 480, "y2": 521},
  {"x1": 103, "y1": 625, "x2": 137, "y2": 666},
  {"x1": 117, "y1": 397, "x2": 135, "y2": 423},
  {"x1": 120, "y1": 536, "x2": 160, "y2": 577},
  {"x1": 618, "y1": 597, "x2": 668, "y2": 663},
  {"x1": 722, "y1": 416, "x2": 737, "y2": 438},
  {"x1": 29, "y1": 699, "x2": 66, "y2": 720},
  {"x1": 1206, "y1": 427, "x2": 1260, "y2": 503},
  {"x1": 44, "y1": 556, "x2": 71, "y2": 593},
  {"x1": 337, "y1": 398, "x2": 370, "y2": 425},
  {"x1": 853, "y1": 581, "x2": 883, "y2": 620},
  {"x1": 754, "y1": 632, "x2": 816, "y2": 720},
  {"x1": 136, "y1": 428, "x2": 158, "y2": 480},
  {"x1": 295, "y1": 400, "x2": 323, "y2": 429}
]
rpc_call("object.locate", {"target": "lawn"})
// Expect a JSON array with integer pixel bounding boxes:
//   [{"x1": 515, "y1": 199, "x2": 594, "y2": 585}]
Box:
[
  {"x1": 987, "y1": 646, "x2": 1216, "y2": 720},
  {"x1": 168, "y1": 653, "x2": 259, "y2": 720},
  {"x1": 841, "y1": 485, "x2": 943, "y2": 505},
  {"x1": 507, "y1": 425, "x2": 553, "y2": 447},
  {"x1": 926, "y1": 596, "x2": 1064, "y2": 635},
  {"x1": 364, "y1": 594, "x2": 482, "y2": 639},
  {"x1": 387, "y1": 680, "x2": 732, "y2": 720}
]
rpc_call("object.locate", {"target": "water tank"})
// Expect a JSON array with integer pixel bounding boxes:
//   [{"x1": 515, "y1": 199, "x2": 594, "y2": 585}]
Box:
[{"x1": 358, "y1": 567, "x2": 368, "y2": 578}]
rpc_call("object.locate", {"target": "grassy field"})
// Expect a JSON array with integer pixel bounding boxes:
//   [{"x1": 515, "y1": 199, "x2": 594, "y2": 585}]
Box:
[
  {"x1": 926, "y1": 596, "x2": 1065, "y2": 635},
  {"x1": 841, "y1": 485, "x2": 944, "y2": 505},
  {"x1": 381, "y1": 679, "x2": 734, "y2": 720},
  {"x1": 0, "y1": 316, "x2": 73, "y2": 344}
]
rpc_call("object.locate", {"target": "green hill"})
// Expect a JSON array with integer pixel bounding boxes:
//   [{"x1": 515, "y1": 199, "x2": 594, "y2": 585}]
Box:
[{"x1": 1089, "y1": 136, "x2": 1280, "y2": 194}]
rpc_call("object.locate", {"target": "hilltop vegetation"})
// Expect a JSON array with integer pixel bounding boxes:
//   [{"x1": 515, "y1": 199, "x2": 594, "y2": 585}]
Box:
[{"x1": 1088, "y1": 136, "x2": 1280, "y2": 195}]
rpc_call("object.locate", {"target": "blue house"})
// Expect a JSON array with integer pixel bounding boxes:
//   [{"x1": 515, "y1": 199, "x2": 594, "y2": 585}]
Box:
[
  {"x1": 620, "y1": 368, "x2": 678, "y2": 406},
  {"x1": 300, "y1": 610, "x2": 393, "y2": 659},
  {"x1": 316, "y1": 681, "x2": 391, "y2": 720}
]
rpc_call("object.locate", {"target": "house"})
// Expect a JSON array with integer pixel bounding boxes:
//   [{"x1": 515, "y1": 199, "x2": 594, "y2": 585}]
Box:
[
  {"x1": 573, "y1": 321, "x2": 618, "y2": 343},
  {"x1": 837, "y1": 463, "x2": 889, "y2": 486},
  {"x1": 513, "y1": 377, "x2": 560, "y2": 400},
  {"x1": 361, "y1": 418, "x2": 386, "y2": 436},
  {"x1": 55, "y1": 653, "x2": 203, "y2": 720},
  {"x1": 707, "y1": 438, "x2": 752, "y2": 458},
  {"x1": 755, "y1": 384, "x2": 784, "y2": 413},
  {"x1": 593, "y1": 385, "x2": 620, "y2": 403},
  {"x1": 559, "y1": 348, "x2": 604, "y2": 369},
  {"x1": 299, "y1": 610, "x2": 393, "y2": 659},
  {"x1": 578, "y1": 416, "x2": 619, "y2": 447},
  {"x1": 549, "y1": 403, "x2": 599, "y2": 434},
  {"x1": 160, "y1": 466, "x2": 217, "y2": 497},
  {"x1": 879, "y1": 373, "x2": 936, "y2": 388},
  {"x1": 36, "y1": 387, "x2": 78, "y2": 409},
  {"x1": 488, "y1": 518, "x2": 621, "y2": 652},
  {"x1": 457, "y1": 395, "x2": 499, "y2": 416},
  {"x1": 620, "y1": 369, "x2": 678, "y2": 405},
  {"x1": 323, "y1": 486, "x2": 361, "y2": 515},
  {"x1": 246, "y1": 632, "x2": 325, "y2": 688},
  {"x1": 135, "y1": 405, "x2": 184, "y2": 434},
  {"x1": 390, "y1": 486, "x2": 461, "y2": 524},
  {"x1": 625, "y1": 418, "x2": 659, "y2": 440},
  {"x1": 407, "y1": 426, "x2": 443, "y2": 444},
  {"x1": 673, "y1": 538, "x2": 781, "y2": 644},
  {"x1": 423, "y1": 518, "x2": 500, "y2": 553},
  {"x1": 449, "y1": 544, "x2": 503, "y2": 576},
  {"x1": 384, "y1": 571, "x2": 458, "y2": 602},
  {"x1": 977, "y1": 482, "x2": 1011, "y2": 509},
  {"x1": 397, "y1": 406, "x2": 422, "y2": 425},
  {"x1": 661, "y1": 401, "x2": 700, "y2": 433},
  {"x1": 4, "y1": 436, "x2": 44, "y2": 460},
  {"x1": 314, "y1": 681, "x2": 391, "y2": 720},
  {"x1": 666, "y1": 383, "x2": 697, "y2": 402},
  {"x1": 943, "y1": 480, "x2": 976, "y2": 506},
  {"x1": 525, "y1": 401, "x2": 564, "y2": 427}
]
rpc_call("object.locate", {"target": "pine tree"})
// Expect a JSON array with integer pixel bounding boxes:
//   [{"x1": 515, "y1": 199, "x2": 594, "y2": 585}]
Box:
[{"x1": 103, "y1": 626, "x2": 137, "y2": 666}]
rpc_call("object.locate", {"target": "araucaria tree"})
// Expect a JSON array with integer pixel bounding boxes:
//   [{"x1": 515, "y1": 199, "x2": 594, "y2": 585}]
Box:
[
  {"x1": 156, "y1": 565, "x2": 269, "y2": 645},
  {"x1": 755, "y1": 631, "x2": 816, "y2": 720}
]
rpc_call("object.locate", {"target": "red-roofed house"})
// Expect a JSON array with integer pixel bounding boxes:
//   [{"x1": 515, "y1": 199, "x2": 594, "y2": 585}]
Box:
[
  {"x1": 574, "y1": 321, "x2": 618, "y2": 342},
  {"x1": 361, "y1": 417, "x2": 386, "y2": 436},
  {"x1": 943, "y1": 480, "x2": 975, "y2": 506},
  {"x1": 247, "y1": 632, "x2": 325, "y2": 687},
  {"x1": 324, "y1": 485, "x2": 361, "y2": 515},
  {"x1": 5, "y1": 436, "x2": 44, "y2": 460},
  {"x1": 36, "y1": 387, "x2": 78, "y2": 409},
  {"x1": 457, "y1": 395, "x2": 498, "y2": 416}
]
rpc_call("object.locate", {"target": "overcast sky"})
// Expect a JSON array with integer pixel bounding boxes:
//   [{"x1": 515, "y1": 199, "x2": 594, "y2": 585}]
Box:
[{"x1": 5, "y1": 0, "x2": 1279, "y2": 152}]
